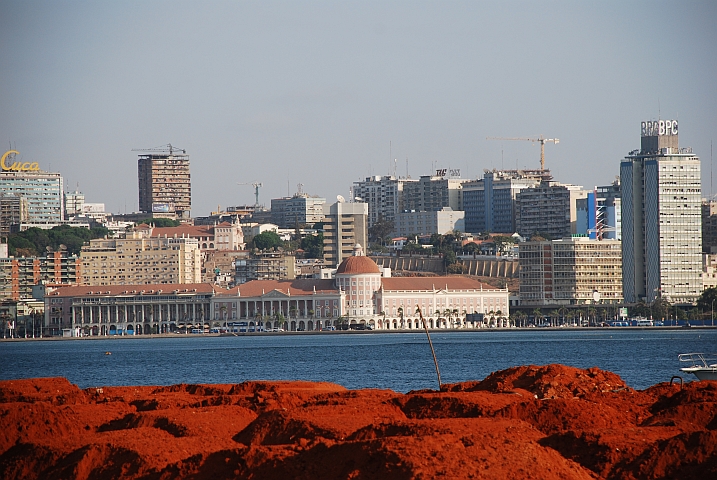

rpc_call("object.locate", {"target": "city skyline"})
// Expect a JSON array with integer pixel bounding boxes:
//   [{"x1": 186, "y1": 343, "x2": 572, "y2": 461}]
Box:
[{"x1": 1, "y1": 1, "x2": 716, "y2": 216}]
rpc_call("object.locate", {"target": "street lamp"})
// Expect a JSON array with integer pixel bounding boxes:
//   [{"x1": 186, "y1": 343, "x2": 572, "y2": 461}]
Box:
[{"x1": 712, "y1": 299, "x2": 714, "y2": 327}]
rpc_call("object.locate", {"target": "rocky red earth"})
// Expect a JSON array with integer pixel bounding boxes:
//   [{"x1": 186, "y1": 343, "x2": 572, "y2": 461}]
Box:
[{"x1": 1, "y1": 365, "x2": 715, "y2": 479}]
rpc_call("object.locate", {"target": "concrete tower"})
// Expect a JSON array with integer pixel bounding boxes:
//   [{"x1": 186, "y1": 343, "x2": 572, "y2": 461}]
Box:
[{"x1": 621, "y1": 120, "x2": 702, "y2": 305}]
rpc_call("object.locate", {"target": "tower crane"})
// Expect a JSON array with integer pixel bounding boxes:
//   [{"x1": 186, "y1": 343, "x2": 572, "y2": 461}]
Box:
[
  {"x1": 238, "y1": 182, "x2": 263, "y2": 209},
  {"x1": 131, "y1": 143, "x2": 186, "y2": 155},
  {"x1": 486, "y1": 135, "x2": 559, "y2": 171}
]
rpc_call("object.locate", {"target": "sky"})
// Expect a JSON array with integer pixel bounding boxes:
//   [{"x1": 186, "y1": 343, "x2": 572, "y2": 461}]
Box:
[{"x1": 1, "y1": 1, "x2": 716, "y2": 216}]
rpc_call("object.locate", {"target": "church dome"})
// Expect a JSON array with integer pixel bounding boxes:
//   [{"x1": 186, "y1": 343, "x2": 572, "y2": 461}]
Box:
[
  {"x1": 335, "y1": 244, "x2": 380, "y2": 275},
  {"x1": 336, "y1": 255, "x2": 381, "y2": 275}
]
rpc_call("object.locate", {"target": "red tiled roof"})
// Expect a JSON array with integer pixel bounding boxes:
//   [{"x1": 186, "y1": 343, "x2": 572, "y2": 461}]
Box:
[
  {"x1": 380, "y1": 276, "x2": 501, "y2": 292},
  {"x1": 227, "y1": 279, "x2": 339, "y2": 297},
  {"x1": 49, "y1": 283, "x2": 224, "y2": 297},
  {"x1": 148, "y1": 225, "x2": 214, "y2": 237},
  {"x1": 336, "y1": 256, "x2": 380, "y2": 275}
]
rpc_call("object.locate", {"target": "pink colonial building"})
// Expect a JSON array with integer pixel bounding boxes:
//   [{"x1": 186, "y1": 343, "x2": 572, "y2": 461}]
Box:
[{"x1": 214, "y1": 244, "x2": 510, "y2": 331}]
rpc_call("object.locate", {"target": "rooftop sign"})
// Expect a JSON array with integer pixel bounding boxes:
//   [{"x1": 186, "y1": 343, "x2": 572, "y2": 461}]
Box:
[
  {"x1": 1, "y1": 150, "x2": 40, "y2": 172},
  {"x1": 641, "y1": 120, "x2": 678, "y2": 137}
]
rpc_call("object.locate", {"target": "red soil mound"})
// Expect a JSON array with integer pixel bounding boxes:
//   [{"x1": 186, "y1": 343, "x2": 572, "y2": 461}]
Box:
[{"x1": 1, "y1": 367, "x2": 715, "y2": 479}]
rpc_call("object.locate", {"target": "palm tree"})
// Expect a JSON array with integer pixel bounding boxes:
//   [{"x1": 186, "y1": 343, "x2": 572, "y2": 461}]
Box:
[
  {"x1": 549, "y1": 309, "x2": 560, "y2": 327},
  {"x1": 586, "y1": 306, "x2": 597, "y2": 327},
  {"x1": 533, "y1": 308, "x2": 543, "y2": 327},
  {"x1": 397, "y1": 307, "x2": 404, "y2": 329}
]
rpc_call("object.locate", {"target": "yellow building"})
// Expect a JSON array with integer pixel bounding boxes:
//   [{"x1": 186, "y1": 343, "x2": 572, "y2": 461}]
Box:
[
  {"x1": 80, "y1": 232, "x2": 200, "y2": 286},
  {"x1": 519, "y1": 237, "x2": 623, "y2": 306}
]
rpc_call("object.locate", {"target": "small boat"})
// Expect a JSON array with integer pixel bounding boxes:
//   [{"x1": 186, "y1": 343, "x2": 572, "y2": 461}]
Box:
[{"x1": 679, "y1": 353, "x2": 717, "y2": 381}]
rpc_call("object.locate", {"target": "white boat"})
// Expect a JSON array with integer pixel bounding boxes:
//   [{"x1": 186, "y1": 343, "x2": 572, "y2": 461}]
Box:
[{"x1": 679, "y1": 353, "x2": 717, "y2": 381}]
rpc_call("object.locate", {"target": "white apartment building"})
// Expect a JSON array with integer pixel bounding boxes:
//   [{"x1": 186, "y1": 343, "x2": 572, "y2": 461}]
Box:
[
  {"x1": 352, "y1": 175, "x2": 417, "y2": 228},
  {"x1": 394, "y1": 207, "x2": 465, "y2": 237},
  {"x1": 0, "y1": 151, "x2": 64, "y2": 224},
  {"x1": 621, "y1": 119, "x2": 702, "y2": 304},
  {"x1": 270, "y1": 193, "x2": 326, "y2": 228},
  {"x1": 323, "y1": 201, "x2": 368, "y2": 266},
  {"x1": 519, "y1": 237, "x2": 623, "y2": 306}
]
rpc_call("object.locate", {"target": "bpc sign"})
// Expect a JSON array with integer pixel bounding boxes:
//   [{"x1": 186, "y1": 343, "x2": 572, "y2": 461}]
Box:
[
  {"x1": 641, "y1": 120, "x2": 678, "y2": 137},
  {"x1": 1, "y1": 150, "x2": 40, "y2": 172}
]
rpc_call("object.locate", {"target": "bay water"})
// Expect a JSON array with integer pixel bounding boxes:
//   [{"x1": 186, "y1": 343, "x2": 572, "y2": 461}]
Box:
[{"x1": 1, "y1": 329, "x2": 715, "y2": 392}]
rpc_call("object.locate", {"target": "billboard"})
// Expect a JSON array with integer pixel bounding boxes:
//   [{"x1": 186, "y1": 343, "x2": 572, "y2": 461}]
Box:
[{"x1": 152, "y1": 203, "x2": 174, "y2": 213}]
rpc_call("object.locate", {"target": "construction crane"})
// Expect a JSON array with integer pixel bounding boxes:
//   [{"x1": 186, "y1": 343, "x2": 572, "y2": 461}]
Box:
[
  {"x1": 131, "y1": 143, "x2": 186, "y2": 155},
  {"x1": 238, "y1": 182, "x2": 263, "y2": 209},
  {"x1": 486, "y1": 135, "x2": 559, "y2": 171}
]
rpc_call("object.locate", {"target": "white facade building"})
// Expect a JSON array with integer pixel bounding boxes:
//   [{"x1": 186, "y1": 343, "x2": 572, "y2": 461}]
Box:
[
  {"x1": 394, "y1": 207, "x2": 465, "y2": 237},
  {"x1": 621, "y1": 119, "x2": 702, "y2": 304}
]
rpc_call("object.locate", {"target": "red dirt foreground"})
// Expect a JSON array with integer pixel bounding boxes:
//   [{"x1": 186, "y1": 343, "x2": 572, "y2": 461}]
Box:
[{"x1": 1, "y1": 365, "x2": 716, "y2": 479}]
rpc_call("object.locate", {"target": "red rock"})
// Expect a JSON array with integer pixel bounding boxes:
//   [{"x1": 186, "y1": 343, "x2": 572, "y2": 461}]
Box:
[{"x1": 0, "y1": 365, "x2": 715, "y2": 479}]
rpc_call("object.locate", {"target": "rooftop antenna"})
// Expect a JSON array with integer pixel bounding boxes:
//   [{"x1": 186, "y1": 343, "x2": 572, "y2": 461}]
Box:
[
  {"x1": 405, "y1": 157, "x2": 409, "y2": 178},
  {"x1": 389, "y1": 141, "x2": 392, "y2": 176}
]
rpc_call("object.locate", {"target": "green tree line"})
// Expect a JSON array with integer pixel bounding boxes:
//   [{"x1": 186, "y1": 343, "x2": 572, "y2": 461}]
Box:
[{"x1": 6, "y1": 225, "x2": 110, "y2": 257}]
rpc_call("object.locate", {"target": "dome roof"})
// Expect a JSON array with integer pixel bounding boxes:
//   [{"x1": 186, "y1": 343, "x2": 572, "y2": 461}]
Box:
[{"x1": 336, "y1": 255, "x2": 380, "y2": 275}]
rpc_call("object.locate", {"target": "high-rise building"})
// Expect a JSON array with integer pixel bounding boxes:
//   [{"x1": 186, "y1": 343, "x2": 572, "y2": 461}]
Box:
[
  {"x1": 401, "y1": 173, "x2": 467, "y2": 213},
  {"x1": 270, "y1": 193, "x2": 326, "y2": 228},
  {"x1": 462, "y1": 169, "x2": 548, "y2": 234},
  {"x1": 64, "y1": 190, "x2": 85, "y2": 218},
  {"x1": 576, "y1": 181, "x2": 621, "y2": 240},
  {"x1": 352, "y1": 175, "x2": 417, "y2": 229},
  {"x1": 701, "y1": 200, "x2": 717, "y2": 253},
  {"x1": 515, "y1": 182, "x2": 587, "y2": 239},
  {"x1": 394, "y1": 207, "x2": 465, "y2": 237},
  {"x1": 323, "y1": 201, "x2": 368, "y2": 266},
  {"x1": 0, "y1": 251, "x2": 81, "y2": 300},
  {"x1": 0, "y1": 193, "x2": 28, "y2": 236},
  {"x1": 0, "y1": 150, "x2": 64, "y2": 226},
  {"x1": 80, "y1": 232, "x2": 201, "y2": 285},
  {"x1": 137, "y1": 146, "x2": 191, "y2": 219},
  {"x1": 518, "y1": 237, "x2": 623, "y2": 306},
  {"x1": 621, "y1": 119, "x2": 702, "y2": 304}
]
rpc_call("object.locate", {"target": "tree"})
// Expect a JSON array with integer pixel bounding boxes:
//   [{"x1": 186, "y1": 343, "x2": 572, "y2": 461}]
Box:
[
  {"x1": 493, "y1": 236, "x2": 516, "y2": 254},
  {"x1": 300, "y1": 233, "x2": 324, "y2": 258},
  {"x1": 533, "y1": 308, "x2": 543, "y2": 326},
  {"x1": 446, "y1": 262, "x2": 465, "y2": 274},
  {"x1": 138, "y1": 218, "x2": 180, "y2": 227},
  {"x1": 7, "y1": 224, "x2": 109, "y2": 256},
  {"x1": 368, "y1": 215, "x2": 394, "y2": 245},
  {"x1": 252, "y1": 231, "x2": 282, "y2": 250},
  {"x1": 402, "y1": 242, "x2": 424, "y2": 254},
  {"x1": 696, "y1": 287, "x2": 717, "y2": 314}
]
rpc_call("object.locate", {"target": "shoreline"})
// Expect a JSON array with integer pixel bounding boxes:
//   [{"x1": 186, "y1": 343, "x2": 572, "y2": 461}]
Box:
[{"x1": 2, "y1": 324, "x2": 714, "y2": 342}]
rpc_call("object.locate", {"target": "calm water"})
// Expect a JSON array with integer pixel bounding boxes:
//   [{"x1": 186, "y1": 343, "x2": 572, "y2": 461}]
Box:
[{"x1": 1, "y1": 330, "x2": 715, "y2": 392}]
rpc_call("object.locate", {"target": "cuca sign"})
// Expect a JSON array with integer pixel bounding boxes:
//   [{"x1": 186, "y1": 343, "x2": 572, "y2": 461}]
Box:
[{"x1": 1, "y1": 150, "x2": 40, "y2": 172}]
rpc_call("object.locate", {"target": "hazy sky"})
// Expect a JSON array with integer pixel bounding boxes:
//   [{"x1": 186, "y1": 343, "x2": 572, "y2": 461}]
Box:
[{"x1": 2, "y1": 1, "x2": 716, "y2": 216}]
